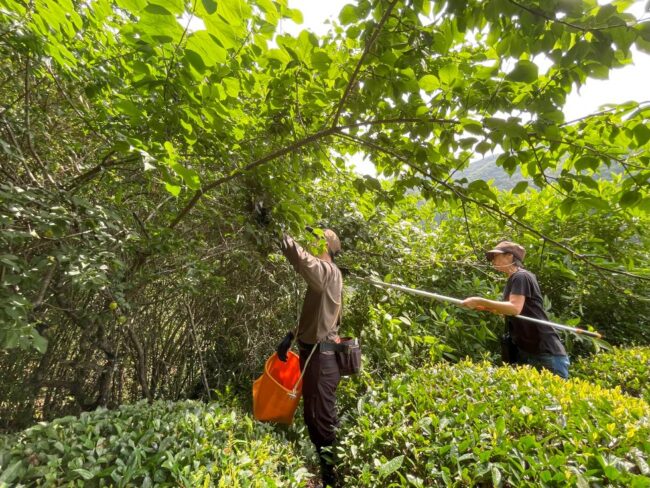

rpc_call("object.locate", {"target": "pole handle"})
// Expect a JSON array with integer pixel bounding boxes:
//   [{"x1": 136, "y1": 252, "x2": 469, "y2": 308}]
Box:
[{"x1": 363, "y1": 277, "x2": 602, "y2": 339}]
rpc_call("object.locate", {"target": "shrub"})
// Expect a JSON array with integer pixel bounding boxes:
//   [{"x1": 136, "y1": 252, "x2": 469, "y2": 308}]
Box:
[
  {"x1": 338, "y1": 361, "x2": 650, "y2": 487},
  {"x1": 0, "y1": 399, "x2": 310, "y2": 487},
  {"x1": 572, "y1": 346, "x2": 650, "y2": 404}
]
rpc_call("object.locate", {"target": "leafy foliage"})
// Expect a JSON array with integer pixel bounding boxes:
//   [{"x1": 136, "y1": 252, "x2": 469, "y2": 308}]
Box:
[
  {"x1": 0, "y1": 0, "x2": 649, "y2": 431},
  {"x1": 3, "y1": 357, "x2": 650, "y2": 486},
  {"x1": 572, "y1": 346, "x2": 650, "y2": 404},
  {"x1": 0, "y1": 398, "x2": 310, "y2": 486},
  {"x1": 337, "y1": 360, "x2": 650, "y2": 487}
]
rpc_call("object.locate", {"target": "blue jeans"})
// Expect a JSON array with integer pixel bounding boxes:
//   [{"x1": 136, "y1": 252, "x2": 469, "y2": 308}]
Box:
[{"x1": 517, "y1": 350, "x2": 570, "y2": 379}]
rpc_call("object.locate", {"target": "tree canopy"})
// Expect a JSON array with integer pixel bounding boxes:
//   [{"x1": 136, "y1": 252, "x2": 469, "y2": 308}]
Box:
[{"x1": 1, "y1": 0, "x2": 649, "y2": 428}]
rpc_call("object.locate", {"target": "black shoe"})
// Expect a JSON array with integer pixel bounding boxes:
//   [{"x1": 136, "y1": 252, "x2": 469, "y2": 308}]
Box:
[{"x1": 318, "y1": 452, "x2": 339, "y2": 487}]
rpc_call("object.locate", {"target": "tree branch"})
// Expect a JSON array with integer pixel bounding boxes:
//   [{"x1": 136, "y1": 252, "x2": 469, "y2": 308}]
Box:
[
  {"x1": 167, "y1": 115, "x2": 459, "y2": 229},
  {"x1": 336, "y1": 132, "x2": 650, "y2": 282},
  {"x1": 169, "y1": 126, "x2": 340, "y2": 228},
  {"x1": 65, "y1": 153, "x2": 139, "y2": 192},
  {"x1": 330, "y1": 0, "x2": 400, "y2": 128},
  {"x1": 508, "y1": 0, "x2": 633, "y2": 33}
]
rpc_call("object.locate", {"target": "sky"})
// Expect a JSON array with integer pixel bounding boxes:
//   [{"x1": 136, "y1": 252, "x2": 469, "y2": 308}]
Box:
[{"x1": 279, "y1": 1, "x2": 650, "y2": 174}]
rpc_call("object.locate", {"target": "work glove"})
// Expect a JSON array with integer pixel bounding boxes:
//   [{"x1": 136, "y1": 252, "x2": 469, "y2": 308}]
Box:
[
  {"x1": 276, "y1": 331, "x2": 294, "y2": 362},
  {"x1": 254, "y1": 201, "x2": 271, "y2": 227}
]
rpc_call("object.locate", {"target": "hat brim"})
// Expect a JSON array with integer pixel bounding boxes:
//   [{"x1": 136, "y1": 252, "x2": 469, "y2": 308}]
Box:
[{"x1": 485, "y1": 249, "x2": 506, "y2": 261}]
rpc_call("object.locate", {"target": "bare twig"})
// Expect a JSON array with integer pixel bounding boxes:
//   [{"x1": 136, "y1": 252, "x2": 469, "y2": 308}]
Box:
[
  {"x1": 124, "y1": 323, "x2": 152, "y2": 401},
  {"x1": 461, "y1": 200, "x2": 482, "y2": 261},
  {"x1": 44, "y1": 64, "x2": 108, "y2": 142},
  {"x1": 33, "y1": 260, "x2": 57, "y2": 310},
  {"x1": 1, "y1": 117, "x2": 39, "y2": 185},
  {"x1": 24, "y1": 53, "x2": 57, "y2": 187},
  {"x1": 184, "y1": 299, "x2": 211, "y2": 401}
]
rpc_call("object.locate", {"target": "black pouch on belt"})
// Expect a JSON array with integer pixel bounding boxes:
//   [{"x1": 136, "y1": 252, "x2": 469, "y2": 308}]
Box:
[{"x1": 334, "y1": 337, "x2": 361, "y2": 376}]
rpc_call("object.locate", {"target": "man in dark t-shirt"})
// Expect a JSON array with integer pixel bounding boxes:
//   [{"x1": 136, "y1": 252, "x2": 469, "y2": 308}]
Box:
[{"x1": 462, "y1": 240, "x2": 570, "y2": 379}]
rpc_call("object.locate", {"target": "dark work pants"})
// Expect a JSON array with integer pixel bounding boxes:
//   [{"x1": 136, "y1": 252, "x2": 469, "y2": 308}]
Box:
[{"x1": 299, "y1": 347, "x2": 341, "y2": 448}]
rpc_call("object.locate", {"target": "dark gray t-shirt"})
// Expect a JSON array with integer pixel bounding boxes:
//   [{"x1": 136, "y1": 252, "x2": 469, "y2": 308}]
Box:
[{"x1": 503, "y1": 269, "x2": 566, "y2": 356}]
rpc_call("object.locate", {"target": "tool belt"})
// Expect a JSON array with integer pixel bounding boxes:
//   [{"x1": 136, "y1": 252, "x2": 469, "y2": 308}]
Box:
[{"x1": 298, "y1": 338, "x2": 361, "y2": 376}]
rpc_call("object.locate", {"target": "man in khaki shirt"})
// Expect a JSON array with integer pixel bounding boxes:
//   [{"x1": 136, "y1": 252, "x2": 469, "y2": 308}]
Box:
[{"x1": 277, "y1": 229, "x2": 343, "y2": 488}]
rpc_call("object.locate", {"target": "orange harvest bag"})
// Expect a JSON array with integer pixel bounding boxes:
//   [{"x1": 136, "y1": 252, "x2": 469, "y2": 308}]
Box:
[{"x1": 252, "y1": 351, "x2": 302, "y2": 424}]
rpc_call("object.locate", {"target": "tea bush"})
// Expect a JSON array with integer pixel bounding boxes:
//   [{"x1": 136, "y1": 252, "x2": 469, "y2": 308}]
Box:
[
  {"x1": 0, "y1": 399, "x2": 310, "y2": 487},
  {"x1": 338, "y1": 361, "x2": 650, "y2": 487},
  {"x1": 572, "y1": 346, "x2": 650, "y2": 404}
]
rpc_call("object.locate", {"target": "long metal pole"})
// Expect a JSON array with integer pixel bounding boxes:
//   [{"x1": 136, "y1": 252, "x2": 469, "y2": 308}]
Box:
[{"x1": 364, "y1": 278, "x2": 602, "y2": 339}]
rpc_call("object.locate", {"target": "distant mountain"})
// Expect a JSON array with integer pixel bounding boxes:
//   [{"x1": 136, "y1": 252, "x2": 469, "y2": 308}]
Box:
[
  {"x1": 453, "y1": 154, "x2": 527, "y2": 191},
  {"x1": 454, "y1": 154, "x2": 622, "y2": 191}
]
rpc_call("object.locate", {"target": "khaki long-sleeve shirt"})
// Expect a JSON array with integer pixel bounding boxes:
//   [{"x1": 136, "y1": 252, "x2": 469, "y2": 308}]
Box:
[{"x1": 281, "y1": 235, "x2": 342, "y2": 344}]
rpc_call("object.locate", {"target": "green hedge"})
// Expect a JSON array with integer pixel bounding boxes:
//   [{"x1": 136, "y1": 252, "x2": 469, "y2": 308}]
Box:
[
  {"x1": 0, "y1": 399, "x2": 310, "y2": 487},
  {"x1": 572, "y1": 346, "x2": 650, "y2": 404},
  {"x1": 3, "y1": 358, "x2": 650, "y2": 487},
  {"x1": 337, "y1": 361, "x2": 650, "y2": 487}
]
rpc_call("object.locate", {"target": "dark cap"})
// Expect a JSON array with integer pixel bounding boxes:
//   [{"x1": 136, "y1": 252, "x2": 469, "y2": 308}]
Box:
[{"x1": 485, "y1": 240, "x2": 526, "y2": 262}]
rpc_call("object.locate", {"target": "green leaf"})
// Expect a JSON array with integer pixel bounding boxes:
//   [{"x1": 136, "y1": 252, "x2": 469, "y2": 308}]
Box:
[
  {"x1": 135, "y1": 11, "x2": 184, "y2": 44},
  {"x1": 218, "y1": 0, "x2": 251, "y2": 26},
  {"x1": 115, "y1": 100, "x2": 141, "y2": 119},
  {"x1": 339, "y1": 4, "x2": 357, "y2": 25},
  {"x1": 438, "y1": 64, "x2": 459, "y2": 86},
  {"x1": 491, "y1": 465, "x2": 502, "y2": 487},
  {"x1": 475, "y1": 141, "x2": 492, "y2": 154},
  {"x1": 467, "y1": 180, "x2": 497, "y2": 201},
  {"x1": 311, "y1": 51, "x2": 332, "y2": 71},
  {"x1": 144, "y1": 3, "x2": 173, "y2": 15},
  {"x1": 287, "y1": 8, "x2": 303, "y2": 23},
  {"x1": 507, "y1": 60, "x2": 538, "y2": 83},
  {"x1": 418, "y1": 74, "x2": 440, "y2": 92},
  {"x1": 559, "y1": 197, "x2": 576, "y2": 215},
  {"x1": 73, "y1": 468, "x2": 95, "y2": 480},
  {"x1": 149, "y1": 0, "x2": 185, "y2": 15},
  {"x1": 0, "y1": 461, "x2": 24, "y2": 484},
  {"x1": 3, "y1": 330, "x2": 21, "y2": 349},
  {"x1": 512, "y1": 181, "x2": 528, "y2": 194},
  {"x1": 363, "y1": 176, "x2": 382, "y2": 192},
  {"x1": 223, "y1": 77, "x2": 240, "y2": 98},
  {"x1": 164, "y1": 182, "x2": 181, "y2": 197},
  {"x1": 461, "y1": 118, "x2": 483, "y2": 135},
  {"x1": 32, "y1": 331, "x2": 49, "y2": 354},
  {"x1": 185, "y1": 31, "x2": 228, "y2": 68},
  {"x1": 115, "y1": 0, "x2": 148, "y2": 13},
  {"x1": 633, "y1": 123, "x2": 650, "y2": 146},
  {"x1": 378, "y1": 455, "x2": 404, "y2": 478},
  {"x1": 619, "y1": 190, "x2": 641, "y2": 208},
  {"x1": 574, "y1": 156, "x2": 599, "y2": 172},
  {"x1": 170, "y1": 163, "x2": 201, "y2": 190},
  {"x1": 201, "y1": 0, "x2": 217, "y2": 14},
  {"x1": 604, "y1": 465, "x2": 621, "y2": 481}
]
